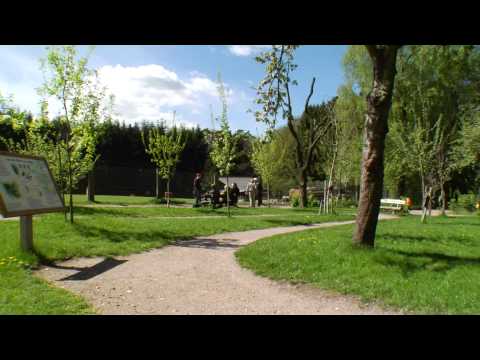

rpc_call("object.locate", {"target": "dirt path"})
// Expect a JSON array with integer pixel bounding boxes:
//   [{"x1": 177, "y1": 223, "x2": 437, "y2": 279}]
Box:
[{"x1": 35, "y1": 215, "x2": 402, "y2": 315}]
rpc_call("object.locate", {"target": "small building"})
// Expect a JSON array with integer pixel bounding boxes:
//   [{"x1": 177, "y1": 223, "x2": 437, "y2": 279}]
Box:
[{"x1": 218, "y1": 177, "x2": 252, "y2": 193}]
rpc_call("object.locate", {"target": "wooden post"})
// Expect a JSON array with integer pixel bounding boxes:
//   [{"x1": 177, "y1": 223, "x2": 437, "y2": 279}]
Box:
[{"x1": 20, "y1": 215, "x2": 33, "y2": 252}]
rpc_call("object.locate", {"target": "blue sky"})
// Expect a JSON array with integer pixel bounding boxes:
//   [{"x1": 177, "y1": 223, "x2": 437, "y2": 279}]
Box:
[{"x1": 0, "y1": 45, "x2": 347, "y2": 133}]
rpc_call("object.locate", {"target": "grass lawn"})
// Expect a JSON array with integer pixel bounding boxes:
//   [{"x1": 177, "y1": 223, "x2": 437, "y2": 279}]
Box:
[
  {"x1": 0, "y1": 204, "x2": 353, "y2": 314},
  {"x1": 72, "y1": 194, "x2": 194, "y2": 206},
  {"x1": 236, "y1": 214, "x2": 480, "y2": 314}
]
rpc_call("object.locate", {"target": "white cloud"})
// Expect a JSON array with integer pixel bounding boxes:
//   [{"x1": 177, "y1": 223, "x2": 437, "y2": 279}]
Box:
[
  {"x1": 97, "y1": 64, "x2": 233, "y2": 127},
  {"x1": 227, "y1": 45, "x2": 271, "y2": 57},
  {"x1": 0, "y1": 47, "x2": 242, "y2": 130}
]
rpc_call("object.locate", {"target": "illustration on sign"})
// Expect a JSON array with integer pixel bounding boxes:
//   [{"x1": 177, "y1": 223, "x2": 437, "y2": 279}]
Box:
[{"x1": 0, "y1": 153, "x2": 65, "y2": 216}]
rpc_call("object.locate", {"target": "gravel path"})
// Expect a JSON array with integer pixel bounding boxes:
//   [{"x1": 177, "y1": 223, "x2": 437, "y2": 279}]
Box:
[{"x1": 35, "y1": 215, "x2": 402, "y2": 315}]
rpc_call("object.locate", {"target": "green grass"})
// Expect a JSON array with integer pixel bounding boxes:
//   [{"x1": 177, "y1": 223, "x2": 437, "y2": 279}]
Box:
[
  {"x1": 0, "y1": 204, "x2": 353, "y2": 314},
  {"x1": 72, "y1": 194, "x2": 194, "y2": 206},
  {"x1": 236, "y1": 215, "x2": 480, "y2": 314}
]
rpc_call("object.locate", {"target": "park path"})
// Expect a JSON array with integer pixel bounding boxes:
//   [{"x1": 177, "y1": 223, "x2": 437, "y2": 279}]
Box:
[{"x1": 35, "y1": 214, "x2": 403, "y2": 315}]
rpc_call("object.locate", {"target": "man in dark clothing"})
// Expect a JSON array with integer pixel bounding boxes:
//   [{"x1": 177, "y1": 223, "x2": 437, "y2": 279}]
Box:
[
  {"x1": 231, "y1": 183, "x2": 240, "y2": 206},
  {"x1": 193, "y1": 173, "x2": 202, "y2": 207},
  {"x1": 256, "y1": 178, "x2": 263, "y2": 207}
]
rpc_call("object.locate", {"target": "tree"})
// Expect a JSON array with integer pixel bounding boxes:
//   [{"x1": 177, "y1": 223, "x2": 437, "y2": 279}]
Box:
[
  {"x1": 85, "y1": 93, "x2": 115, "y2": 203},
  {"x1": 251, "y1": 136, "x2": 280, "y2": 207},
  {"x1": 334, "y1": 84, "x2": 365, "y2": 203},
  {"x1": 388, "y1": 45, "x2": 479, "y2": 217},
  {"x1": 141, "y1": 114, "x2": 185, "y2": 207},
  {"x1": 353, "y1": 45, "x2": 402, "y2": 248},
  {"x1": 38, "y1": 45, "x2": 101, "y2": 223},
  {"x1": 254, "y1": 45, "x2": 333, "y2": 208},
  {"x1": 210, "y1": 74, "x2": 237, "y2": 217}
]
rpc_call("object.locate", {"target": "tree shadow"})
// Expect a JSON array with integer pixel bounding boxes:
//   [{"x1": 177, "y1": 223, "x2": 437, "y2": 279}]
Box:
[
  {"x1": 75, "y1": 206, "x2": 129, "y2": 217},
  {"x1": 380, "y1": 232, "x2": 478, "y2": 247},
  {"x1": 433, "y1": 221, "x2": 480, "y2": 227},
  {"x1": 263, "y1": 218, "x2": 313, "y2": 226},
  {"x1": 72, "y1": 222, "x2": 180, "y2": 244},
  {"x1": 374, "y1": 247, "x2": 480, "y2": 277},
  {"x1": 57, "y1": 258, "x2": 128, "y2": 281},
  {"x1": 174, "y1": 238, "x2": 241, "y2": 250}
]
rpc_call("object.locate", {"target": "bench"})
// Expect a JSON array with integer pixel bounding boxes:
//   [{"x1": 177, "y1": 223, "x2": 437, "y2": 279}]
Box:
[{"x1": 380, "y1": 199, "x2": 407, "y2": 214}]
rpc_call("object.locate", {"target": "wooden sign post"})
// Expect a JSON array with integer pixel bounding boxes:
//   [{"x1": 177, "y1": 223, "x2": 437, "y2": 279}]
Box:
[
  {"x1": 0, "y1": 152, "x2": 65, "y2": 252},
  {"x1": 20, "y1": 214, "x2": 33, "y2": 251}
]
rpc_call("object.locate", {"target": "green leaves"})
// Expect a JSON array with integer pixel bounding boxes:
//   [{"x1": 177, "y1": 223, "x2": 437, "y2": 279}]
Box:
[
  {"x1": 253, "y1": 45, "x2": 299, "y2": 131},
  {"x1": 210, "y1": 74, "x2": 237, "y2": 177},
  {"x1": 141, "y1": 122, "x2": 186, "y2": 180}
]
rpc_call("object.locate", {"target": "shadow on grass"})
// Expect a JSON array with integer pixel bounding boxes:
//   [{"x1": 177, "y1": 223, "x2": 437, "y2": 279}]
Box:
[
  {"x1": 150, "y1": 198, "x2": 193, "y2": 206},
  {"x1": 433, "y1": 221, "x2": 480, "y2": 227},
  {"x1": 374, "y1": 246, "x2": 480, "y2": 277},
  {"x1": 71, "y1": 222, "x2": 181, "y2": 244},
  {"x1": 75, "y1": 206, "x2": 130, "y2": 217},
  {"x1": 380, "y1": 232, "x2": 478, "y2": 247}
]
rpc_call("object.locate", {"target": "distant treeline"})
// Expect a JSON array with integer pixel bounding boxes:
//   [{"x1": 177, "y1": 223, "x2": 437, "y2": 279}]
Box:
[{"x1": 0, "y1": 116, "x2": 256, "y2": 178}]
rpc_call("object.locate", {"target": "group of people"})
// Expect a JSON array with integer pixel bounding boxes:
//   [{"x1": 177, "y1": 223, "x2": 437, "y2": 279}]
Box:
[{"x1": 192, "y1": 173, "x2": 263, "y2": 208}]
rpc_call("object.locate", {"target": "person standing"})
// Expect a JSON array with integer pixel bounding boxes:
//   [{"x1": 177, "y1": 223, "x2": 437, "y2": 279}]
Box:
[
  {"x1": 193, "y1": 173, "x2": 202, "y2": 208},
  {"x1": 231, "y1": 182, "x2": 240, "y2": 206},
  {"x1": 256, "y1": 177, "x2": 263, "y2": 207},
  {"x1": 246, "y1": 178, "x2": 257, "y2": 208}
]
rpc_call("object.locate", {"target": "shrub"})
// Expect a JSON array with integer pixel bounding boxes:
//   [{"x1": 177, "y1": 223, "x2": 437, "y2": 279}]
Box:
[
  {"x1": 336, "y1": 198, "x2": 357, "y2": 208},
  {"x1": 289, "y1": 189, "x2": 300, "y2": 207},
  {"x1": 289, "y1": 189, "x2": 319, "y2": 208},
  {"x1": 307, "y1": 194, "x2": 319, "y2": 208},
  {"x1": 451, "y1": 193, "x2": 478, "y2": 213}
]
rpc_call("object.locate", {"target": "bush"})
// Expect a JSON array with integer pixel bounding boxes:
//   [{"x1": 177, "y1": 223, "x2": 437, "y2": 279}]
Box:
[
  {"x1": 307, "y1": 194, "x2": 319, "y2": 208},
  {"x1": 291, "y1": 196, "x2": 300, "y2": 208},
  {"x1": 450, "y1": 193, "x2": 478, "y2": 213},
  {"x1": 336, "y1": 198, "x2": 357, "y2": 208},
  {"x1": 289, "y1": 189, "x2": 300, "y2": 207},
  {"x1": 289, "y1": 190, "x2": 319, "y2": 208}
]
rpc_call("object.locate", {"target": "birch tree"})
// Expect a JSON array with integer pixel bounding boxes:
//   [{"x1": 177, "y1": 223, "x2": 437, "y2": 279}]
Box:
[
  {"x1": 141, "y1": 114, "x2": 185, "y2": 207},
  {"x1": 210, "y1": 74, "x2": 237, "y2": 217},
  {"x1": 38, "y1": 45, "x2": 100, "y2": 223}
]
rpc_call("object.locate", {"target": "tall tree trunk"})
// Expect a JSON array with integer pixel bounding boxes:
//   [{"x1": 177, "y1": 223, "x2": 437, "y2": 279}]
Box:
[
  {"x1": 166, "y1": 177, "x2": 170, "y2": 208},
  {"x1": 440, "y1": 180, "x2": 446, "y2": 216},
  {"x1": 353, "y1": 45, "x2": 401, "y2": 248},
  {"x1": 226, "y1": 175, "x2": 230, "y2": 217},
  {"x1": 323, "y1": 180, "x2": 328, "y2": 214},
  {"x1": 65, "y1": 131, "x2": 74, "y2": 224},
  {"x1": 155, "y1": 168, "x2": 160, "y2": 199},
  {"x1": 57, "y1": 142, "x2": 67, "y2": 221},
  {"x1": 420, "y1": 173, "x2": 426, "y2": 211},
  {"x1": 267, "y1": 182, "x2": 270, "y2": 208},
  {"x1": 397, "y1": 175, "x2": 406, "y2": 197},
  {"x1": 299, "y1": 170, "x2": 308, "y2": 208},
  {"x1": 87, "y1": 168, "x2": 95, "y2": 203}
]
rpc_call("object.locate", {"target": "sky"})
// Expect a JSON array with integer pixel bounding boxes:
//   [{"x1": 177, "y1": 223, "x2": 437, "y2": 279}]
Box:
[{"x1": 0, "y1": 45, "x2": 348, "y2": 134}]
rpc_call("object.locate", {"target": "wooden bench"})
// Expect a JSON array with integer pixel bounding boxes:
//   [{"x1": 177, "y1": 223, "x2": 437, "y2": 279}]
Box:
[{"x1": 380, "y1": 199, "x2": 407, "y2": 214}]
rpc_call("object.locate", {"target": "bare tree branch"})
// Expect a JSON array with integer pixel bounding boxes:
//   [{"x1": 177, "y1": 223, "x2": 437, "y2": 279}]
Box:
[{"x1": 304, "y1": 77, "x2": 316, "y2": 116}]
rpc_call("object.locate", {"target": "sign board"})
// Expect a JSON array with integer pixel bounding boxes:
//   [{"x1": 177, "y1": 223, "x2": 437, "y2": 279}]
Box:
[{"x1": 0, "y1": 152, "x2": 65, "y2": 218}]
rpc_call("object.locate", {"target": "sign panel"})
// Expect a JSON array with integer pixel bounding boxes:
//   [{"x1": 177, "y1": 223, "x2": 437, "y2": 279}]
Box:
[{"x1": 0, "y1": 152, "x2": 65, "y2": 217}]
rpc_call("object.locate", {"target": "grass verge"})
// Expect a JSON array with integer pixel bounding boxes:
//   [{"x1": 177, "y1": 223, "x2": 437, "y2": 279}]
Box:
[
  {"x1": 236, "y1": 215, "x2": 480, "y2": 314},
  {"x1": 0, "y1": 205, "x2": 353, "y2": 314}
]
